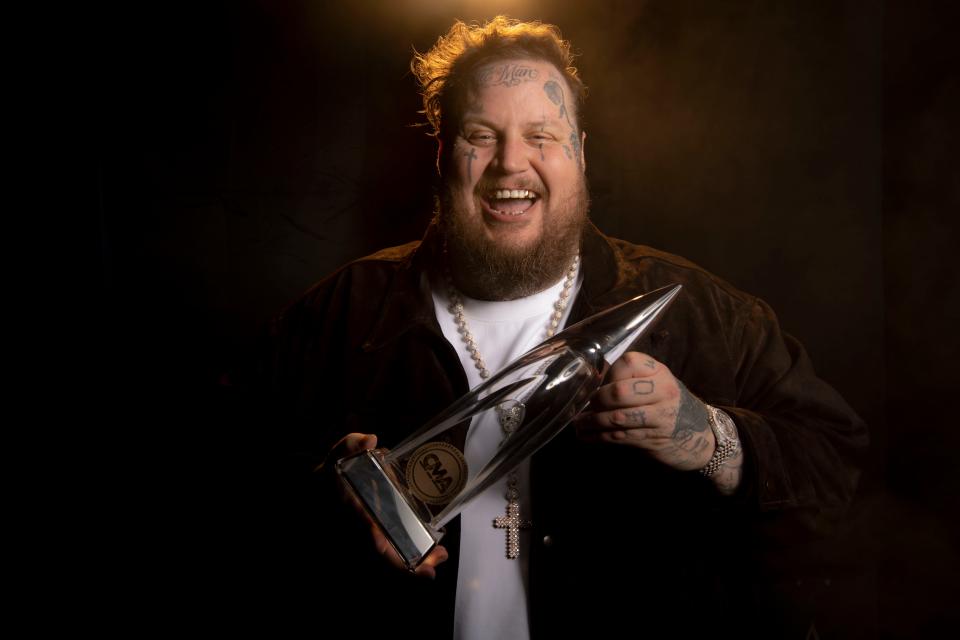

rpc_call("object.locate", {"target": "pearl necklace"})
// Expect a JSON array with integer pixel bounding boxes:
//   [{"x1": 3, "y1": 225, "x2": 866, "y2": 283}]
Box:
[
  {"x1": 447, "y1": 254, "x2": 580, "y2": 379},
  {"x1": 445, "y1": 253, "x2": 580, "y2": 558}
]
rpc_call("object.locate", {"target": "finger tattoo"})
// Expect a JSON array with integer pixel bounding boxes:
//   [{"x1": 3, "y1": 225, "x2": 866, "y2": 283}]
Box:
[
  {"x1": 623, "y1": 409, "x2": 647, "y2": 426},
  {"x1": 633, "y1": 379, "x2": 655, "y2": 395}
]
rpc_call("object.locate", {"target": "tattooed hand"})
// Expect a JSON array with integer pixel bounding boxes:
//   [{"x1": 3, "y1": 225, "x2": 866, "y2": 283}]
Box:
[
  {"x1": 575, "y1": 353, "x2": 741, "y2": 492},
  {"x1": 322, "y1": 433, "x2": 449, "y2": 579}
]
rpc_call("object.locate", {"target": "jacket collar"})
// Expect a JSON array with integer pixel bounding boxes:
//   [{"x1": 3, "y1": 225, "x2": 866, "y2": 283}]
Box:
[
  {"x1": 360, "y1": 222, "x2": 444, "y2": 352},
  {"x1": 362, "y1": 220, "x2": 621, "y2": 352},
  {"x1": 573, "y1": 220, "x2": 620, "y2": 318}
]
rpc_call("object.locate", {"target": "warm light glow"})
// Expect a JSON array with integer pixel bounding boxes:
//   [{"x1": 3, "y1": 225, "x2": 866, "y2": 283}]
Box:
[{"x1": 377, "y1": 0, "x2": 546, "y2": 28}]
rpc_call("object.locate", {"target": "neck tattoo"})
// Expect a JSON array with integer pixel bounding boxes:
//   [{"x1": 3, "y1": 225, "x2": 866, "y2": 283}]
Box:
[{"x1": 445, "y1": 253, "x2": 580, "y2": 559}]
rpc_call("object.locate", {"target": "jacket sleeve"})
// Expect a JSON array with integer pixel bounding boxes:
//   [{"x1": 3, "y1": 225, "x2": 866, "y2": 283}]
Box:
[
  {"x1": 719, "y1": 296, "x2": 868, "y2": 528},
  {"x1": 217, "y1": 265, "x2": 369, "y2": 512}
]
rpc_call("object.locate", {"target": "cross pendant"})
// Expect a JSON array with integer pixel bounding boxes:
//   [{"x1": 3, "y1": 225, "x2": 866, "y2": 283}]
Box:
[{"x1": 493, "y1": 499, "x2": 532, "y2": 559}]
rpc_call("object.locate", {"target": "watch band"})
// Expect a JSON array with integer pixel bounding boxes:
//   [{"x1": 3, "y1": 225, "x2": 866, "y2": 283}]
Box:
[{"x1": 699, "y1": 405, "x2": 739, "y2": 477}]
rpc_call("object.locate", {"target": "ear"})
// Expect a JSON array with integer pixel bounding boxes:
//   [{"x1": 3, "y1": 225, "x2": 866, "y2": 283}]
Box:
[{"x1": 579, "y1": 130, "x2": 587, "y2": 173}]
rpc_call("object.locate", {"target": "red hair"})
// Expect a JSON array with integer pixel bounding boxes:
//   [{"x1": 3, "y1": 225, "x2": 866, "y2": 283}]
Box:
[{"x1": 411, "y1": 16, "x2": 587, "y2": 140}]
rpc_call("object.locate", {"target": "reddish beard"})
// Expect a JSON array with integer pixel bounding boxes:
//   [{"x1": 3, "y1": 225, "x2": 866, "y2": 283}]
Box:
[{"x1": 438, "y1": 177, "x2": 590, "y2": 301}]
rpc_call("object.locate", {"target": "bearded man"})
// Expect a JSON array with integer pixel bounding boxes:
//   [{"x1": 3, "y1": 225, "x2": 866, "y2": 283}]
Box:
[{"x1": 249, "y1": 16, "x2": 867, "y2": 639}]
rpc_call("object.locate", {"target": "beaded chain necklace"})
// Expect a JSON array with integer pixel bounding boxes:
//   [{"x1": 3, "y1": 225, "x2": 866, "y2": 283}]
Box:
[{"x1": 445, "y1": 254, "x2": 580, "y2": 558}]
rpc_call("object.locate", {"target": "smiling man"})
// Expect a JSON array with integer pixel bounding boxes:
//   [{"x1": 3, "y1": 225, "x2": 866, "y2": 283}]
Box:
[
  {"x1": 253, "y1": 16, "x2": 867, "y2": 639},
  {"x1": 439, "y1": 55, "x2": 589, "y2": 302}
]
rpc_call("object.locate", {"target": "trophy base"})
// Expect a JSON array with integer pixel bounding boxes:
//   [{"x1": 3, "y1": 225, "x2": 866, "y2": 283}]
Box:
[{"x1": 336, "y1": 449, "x2": 443, "y2": 570}]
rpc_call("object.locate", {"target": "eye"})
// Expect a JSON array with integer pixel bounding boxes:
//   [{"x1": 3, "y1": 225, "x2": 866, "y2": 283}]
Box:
[
  {"x1": 466, "y1": 131, "x2": 496, "y2": 145},
  {"x1": 529, "y1": 132, "x2": 554, "y2": 142}
]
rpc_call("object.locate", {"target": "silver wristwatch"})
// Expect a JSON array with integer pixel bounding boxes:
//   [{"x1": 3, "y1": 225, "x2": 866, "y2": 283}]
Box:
[{"x1": 699, "y1": 405, "x2": 740, "y2": 477}]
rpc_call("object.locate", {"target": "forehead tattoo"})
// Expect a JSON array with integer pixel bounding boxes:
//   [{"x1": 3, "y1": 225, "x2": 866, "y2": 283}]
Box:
[
  {"x1": 543, "y1": 79, "x2": 575, "y2": 131},
  {"x1": 543, "y1": 78, "x2": 582, "y2": 170},
  {"x1": 543, "y1": 80, "x2": 563, "y2": 106},
  {"x1": 477, "y1": 62, "x2": 540, "y2": 88}
]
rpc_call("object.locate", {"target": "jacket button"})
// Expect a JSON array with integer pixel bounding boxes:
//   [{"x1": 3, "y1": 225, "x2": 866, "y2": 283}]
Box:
[{"x1": 542, "y1": 535, "x2": 554, "y2": 547}]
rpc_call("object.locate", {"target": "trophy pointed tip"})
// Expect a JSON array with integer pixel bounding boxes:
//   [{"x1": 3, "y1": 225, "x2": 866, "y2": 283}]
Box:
[
  {"x1": 595, "y1": 283, "x2": 683, "y2": 365},
  {"x1": 648, "y1": 282, "x2": 683, "y2": 300},
  {"x1": 662, "y1": 283, "x2": 682, "y2": 305}
]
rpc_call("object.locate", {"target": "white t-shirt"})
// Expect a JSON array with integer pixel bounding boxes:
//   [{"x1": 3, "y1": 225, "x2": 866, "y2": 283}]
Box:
[{"x1": 431, "y1": 270, "x2": 583, "y2": 640}]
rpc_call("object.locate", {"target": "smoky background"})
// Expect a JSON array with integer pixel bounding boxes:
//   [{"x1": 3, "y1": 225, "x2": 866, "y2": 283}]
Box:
[{"x1": 97, "y1": 1, "x2": 957, "y2": 636}]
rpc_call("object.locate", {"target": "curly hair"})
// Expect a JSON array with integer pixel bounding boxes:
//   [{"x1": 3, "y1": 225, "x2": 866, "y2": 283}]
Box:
[{"x1": 411, "y1": 16, "x2": 586, "y2": 141}]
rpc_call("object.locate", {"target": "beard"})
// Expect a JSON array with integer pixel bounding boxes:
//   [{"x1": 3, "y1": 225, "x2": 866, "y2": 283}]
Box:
[{"x1": 437, "y1": 175, "x2": 590, "y2": 301}]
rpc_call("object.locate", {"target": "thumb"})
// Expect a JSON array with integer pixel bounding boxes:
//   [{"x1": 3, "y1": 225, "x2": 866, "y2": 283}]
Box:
[
  {"x1": 318, "y1": 432, "x2": 379, "y2": 473},
  {"x1": 351, "y1": 433, "x2": 378, "y2": 453},
  {"x1": 340, "y1": 432, "x2": 379, "y2": 456}
]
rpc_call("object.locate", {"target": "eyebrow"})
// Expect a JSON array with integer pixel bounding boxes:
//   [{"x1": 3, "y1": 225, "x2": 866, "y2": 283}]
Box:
[{"x1": 460, "y1": 115, "x2": 560, "y2": 129}]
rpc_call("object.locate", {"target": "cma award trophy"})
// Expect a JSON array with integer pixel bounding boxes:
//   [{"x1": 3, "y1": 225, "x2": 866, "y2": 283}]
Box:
[{"x1": 336, "y1": 284, "x2": 682, "y2": 569}]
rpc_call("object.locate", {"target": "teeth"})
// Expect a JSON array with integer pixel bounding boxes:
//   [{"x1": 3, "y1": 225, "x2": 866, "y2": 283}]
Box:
[{"x1": 493, "y1": 189, "x2": 535, "y2": 199}]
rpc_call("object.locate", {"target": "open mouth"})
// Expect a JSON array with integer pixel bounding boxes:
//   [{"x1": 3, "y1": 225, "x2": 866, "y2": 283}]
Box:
[{"x1": 482, "y1": 188, "x2": 540, "y2": 216}]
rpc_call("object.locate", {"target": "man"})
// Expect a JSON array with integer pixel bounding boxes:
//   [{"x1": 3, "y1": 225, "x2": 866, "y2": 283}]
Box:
[{"x1": 250, "y1": 16, "x2": 866, "y2": 639}]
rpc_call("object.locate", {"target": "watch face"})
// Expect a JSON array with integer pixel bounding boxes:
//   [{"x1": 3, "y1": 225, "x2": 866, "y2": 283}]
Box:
[{"x1": 715, "y1": 410, "x2": 737, "y2": 441}]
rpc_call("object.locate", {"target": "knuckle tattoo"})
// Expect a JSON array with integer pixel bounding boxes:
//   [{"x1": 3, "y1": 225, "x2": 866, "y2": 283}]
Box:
[{"x1": 632, "y1": 379, "x2": 655, "y2": 396}]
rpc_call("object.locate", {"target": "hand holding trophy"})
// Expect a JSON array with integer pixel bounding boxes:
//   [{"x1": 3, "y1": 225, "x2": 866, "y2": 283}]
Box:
[{"x1": 337, "y1": 284, "x2": 682, "y2": 570}]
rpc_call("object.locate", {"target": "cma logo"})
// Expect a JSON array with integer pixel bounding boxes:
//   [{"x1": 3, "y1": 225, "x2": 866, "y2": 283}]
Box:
[{"x1": 419, "y1": 453, "x2": 454, "y2": 493}]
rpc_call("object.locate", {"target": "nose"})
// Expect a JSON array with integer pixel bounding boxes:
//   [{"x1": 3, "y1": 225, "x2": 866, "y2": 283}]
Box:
[{"x1": 494, "y1": 135, "x2": 531, "y2": 175}]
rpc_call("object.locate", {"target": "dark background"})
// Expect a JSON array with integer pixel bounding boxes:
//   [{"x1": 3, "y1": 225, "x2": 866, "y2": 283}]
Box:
[{"x1": 98, "y1": 0, "x2": 957, "y2": 636}]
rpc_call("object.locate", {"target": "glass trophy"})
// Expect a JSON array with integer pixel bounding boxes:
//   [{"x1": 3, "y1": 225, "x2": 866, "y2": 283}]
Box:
[{"x1": 336, "y1": 283, "x2": 681, "y2": 569}]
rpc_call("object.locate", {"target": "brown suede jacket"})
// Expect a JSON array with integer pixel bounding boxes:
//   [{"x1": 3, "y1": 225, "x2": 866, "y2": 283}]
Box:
[{"x1": 250, "y1": 221, "x2": 868, "y2": 637}]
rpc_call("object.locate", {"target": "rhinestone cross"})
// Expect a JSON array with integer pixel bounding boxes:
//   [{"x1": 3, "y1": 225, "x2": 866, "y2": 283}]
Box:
[{"x1": 493, "y1": 495, "x2": 532, "y2": 559}]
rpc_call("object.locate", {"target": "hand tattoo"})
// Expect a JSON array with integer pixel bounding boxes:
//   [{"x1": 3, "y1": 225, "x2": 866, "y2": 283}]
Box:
[
  {"x1": 671, "y1": 381, "x2": 709, "y2": 443},
  {"x1": 633, "y1": 379, "x2": 654, "y2": 395}
]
